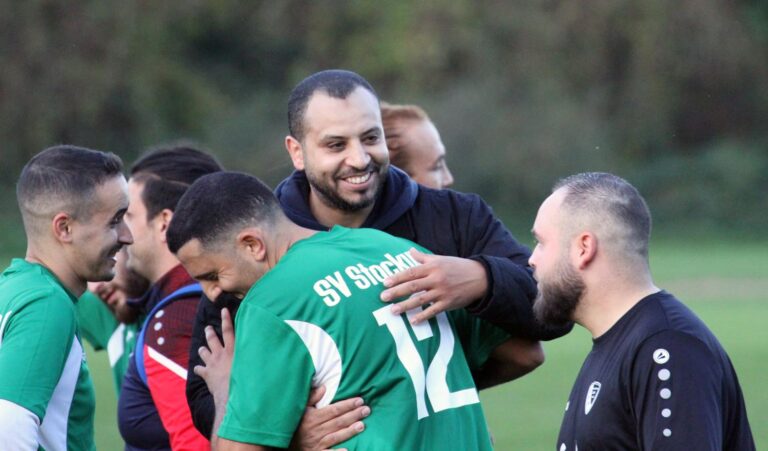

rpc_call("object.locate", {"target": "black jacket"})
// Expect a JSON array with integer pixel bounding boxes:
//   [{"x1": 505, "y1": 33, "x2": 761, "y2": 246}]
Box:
[{"x1": 186, "y1": 167, "x2": 573, "y2": 437}]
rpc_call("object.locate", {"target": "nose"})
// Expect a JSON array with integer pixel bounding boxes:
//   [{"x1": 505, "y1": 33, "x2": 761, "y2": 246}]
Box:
[
  {"x1": 345, "y1": 140, "x2": 371, "y2": 169},
  {"x1": 442, "y1": 166, "x2": 454, "y2": 188},
  {"x1": 119, "y1": 221, "x2": 134, "y2": 245},
  {"x1": 201, "y1": 281, "x2": 222, "y2": 303},
  {"x1": 528, "y1": 246, "x2": 538, "y2": 270}
]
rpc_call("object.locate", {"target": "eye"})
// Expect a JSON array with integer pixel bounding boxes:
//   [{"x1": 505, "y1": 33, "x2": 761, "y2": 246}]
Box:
[
  {"x1": 110, "y1": 211, "x2": 126, "y2": 226},
  {"x1": 430, "y1": 160, "x2": 446, "y2": 173},
  {"x1": 327, "y1": 141, "x2": 345, "y2": 151},
  {"x1": 364, "y1": 134, "x2": 381, "y2": 145}
]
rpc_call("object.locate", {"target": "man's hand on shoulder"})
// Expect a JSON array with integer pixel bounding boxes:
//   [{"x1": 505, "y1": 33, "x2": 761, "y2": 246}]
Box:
[{"x1": 380, "y1": 248, "x2": 488, "y2": 324}]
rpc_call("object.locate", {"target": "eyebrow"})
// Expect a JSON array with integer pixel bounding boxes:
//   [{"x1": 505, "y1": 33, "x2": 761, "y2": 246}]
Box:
[
  {"x1": 361, "y1": 126, "x2": 382, "y2": 136},
  {"x1": 319, "y1": 134, "x2": 347, "y2": 142},
  {"x1": 319, "y1": 126, "x2": 382, "y2": 143},
  {"x1": 431, "y1": 155, "x2": 446, "y2": 166}
]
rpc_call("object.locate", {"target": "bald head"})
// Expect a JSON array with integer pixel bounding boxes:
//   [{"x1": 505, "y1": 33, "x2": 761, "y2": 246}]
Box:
[{"x1": 553, "y1": 172, "x2": 651, "y2": 264}]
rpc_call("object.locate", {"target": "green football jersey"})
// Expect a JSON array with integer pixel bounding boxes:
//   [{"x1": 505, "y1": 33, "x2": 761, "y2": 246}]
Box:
[
  {"x1": 0, "y1": 259, "x2": 96, "y2": 451},
  {"x1": 76, "y1": 291, "x2": 138, "y2": 393},
  {"x1": 219, "y1": 226, "x2": 506, "y2": 450}
]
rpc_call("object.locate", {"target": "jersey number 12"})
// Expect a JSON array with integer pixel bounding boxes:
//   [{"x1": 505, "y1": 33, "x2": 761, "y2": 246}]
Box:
[{"x1": 373, "y1": 305, "x2": 479, "y2": 419}]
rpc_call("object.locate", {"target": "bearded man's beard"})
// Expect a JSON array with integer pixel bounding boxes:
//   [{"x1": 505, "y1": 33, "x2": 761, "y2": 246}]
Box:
[
  {"x1": 533, "y1": 259, "x2": 585, "y2": 327},
  {"x1": 306, "y1": 162, "x2": 385, "y2": 212}
]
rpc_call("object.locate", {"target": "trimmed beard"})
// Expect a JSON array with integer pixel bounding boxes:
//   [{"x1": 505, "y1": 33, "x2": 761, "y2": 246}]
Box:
[
  {"x1": 306, "y1": 162, "x2": 386, "y2": 212},
  {"x1": 533, "y1": 257, "x2": 585, "y2": 327}
]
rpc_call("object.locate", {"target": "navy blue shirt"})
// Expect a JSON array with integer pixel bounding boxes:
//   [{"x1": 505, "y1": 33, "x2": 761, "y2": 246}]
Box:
[{"x1": 557, "y1": 291, "x2": 754, "y2": 450}]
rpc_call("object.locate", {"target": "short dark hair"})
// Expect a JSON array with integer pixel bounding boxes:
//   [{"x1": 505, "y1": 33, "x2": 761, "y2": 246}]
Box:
[
  {"x1": 167, "y1": 171, "x2": 282, "y2": 254},
  {"x1": 130, "y1": 144, "x2": 223, "y2": 220},
  {"x1": 554, "y1": 172, "x2": 652, "y2": 259},
  {"x1": 287, "y1": 69, "x2": 378, "y2": 141},
  {"x1": 17, "y1": 145, "x2": 124, "y2": 235}
]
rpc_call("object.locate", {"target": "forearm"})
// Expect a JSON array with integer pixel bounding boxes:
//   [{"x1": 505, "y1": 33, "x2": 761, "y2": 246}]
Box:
[
  {"x1": 209, "y1": 395, "x2": 228, "y2": 450},
  {"x1": 473, "y1": 338, "x2": 545, "y2": 389},
  {"x1": 467, "y1": 255, "x2": 573, "y2": 340}
]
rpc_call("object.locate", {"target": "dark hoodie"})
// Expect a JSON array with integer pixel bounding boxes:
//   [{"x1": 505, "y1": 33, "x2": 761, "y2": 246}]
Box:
[{"x1": 186, "y1": 166, "x2": 573, "y2": 437}]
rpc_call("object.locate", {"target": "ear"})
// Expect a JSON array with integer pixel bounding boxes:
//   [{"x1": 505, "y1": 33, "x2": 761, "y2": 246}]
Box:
[
  {"x1": 237, "y1": 228, "x2": 267, "y2": 262},
  {"x1": 285, "y1": 135, "x2": 305, "y2": 171},
  {"x1": 52, "y1": 213, "x2": 75, "y2": 243},
  {"x1": 573, "y1": 232, "x2": 598, "y2": 270},
  {"x1": 157, "y1": 209, "x2": 174, "y2": 243}
]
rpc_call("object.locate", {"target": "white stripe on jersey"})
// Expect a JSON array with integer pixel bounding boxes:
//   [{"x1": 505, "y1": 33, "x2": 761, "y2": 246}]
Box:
[
  {"x1": 39, "y1": 336, "x2": 82, "y2": 451},
  {"x1": 147, "y1": 346, "x2": 188, "y2": 380},
  {"x1": 0, "y1": 399, "x2": 40, "y2": 448},
  {"x1": 107, "y1": 323, "x2": 127, "y2": 367},
  {"x1": 285, "y1": 320, "x2": 342, "y2": 408},
  {"x1": 0, "y1": 310, "x2": 12, "y2": 347}
]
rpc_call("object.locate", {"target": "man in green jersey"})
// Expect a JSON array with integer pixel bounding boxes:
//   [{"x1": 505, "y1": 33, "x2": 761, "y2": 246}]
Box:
[
  {"x1": 168, "y1": 171, "x2": 503, "y2": 450},
  {"x1": 0, "y1": 145, "x2": 133, "y2": 450}
]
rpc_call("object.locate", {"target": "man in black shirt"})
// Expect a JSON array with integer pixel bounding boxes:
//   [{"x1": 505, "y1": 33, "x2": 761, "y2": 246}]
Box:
[{"x1": 528, "y1": 172, "x2": 754, "y2": 450}]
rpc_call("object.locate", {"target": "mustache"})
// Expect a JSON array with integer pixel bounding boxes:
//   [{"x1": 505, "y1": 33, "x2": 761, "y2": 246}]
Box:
[
  {"x1": 336, "y1": 162, "x2": 381, "y2": 179},
  {"x1": 108, "y1": 244, "x2": 125, "y2": 257}
]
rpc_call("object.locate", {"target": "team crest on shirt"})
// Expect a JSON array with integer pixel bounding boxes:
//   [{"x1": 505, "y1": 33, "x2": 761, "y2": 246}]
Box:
[{"x1": 584, "y1": 381, "x2": 601, "y2": 415}]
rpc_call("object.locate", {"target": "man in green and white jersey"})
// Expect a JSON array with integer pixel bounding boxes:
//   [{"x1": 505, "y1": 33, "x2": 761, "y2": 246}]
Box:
[
  {"x1": 0, "y1": 145, "x2": 133, "y2": 450},
  {"x1": 168, "y1": 172, "x2": 505, "y2": 450}
]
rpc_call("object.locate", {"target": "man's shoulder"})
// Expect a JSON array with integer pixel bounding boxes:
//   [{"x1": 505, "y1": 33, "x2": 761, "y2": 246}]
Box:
[
  {"x1": 612, "y1": 292, "x2": 724, "y2": 362},
  {"x1": 0, "y1": 269, "x2": 72, "y2": 315},
  {"x1": 414, "y1": 186, "x2": 485, "y2": 210},
  {"x1": 636, "y1": 292, "x2": 716, "y2": 341}
]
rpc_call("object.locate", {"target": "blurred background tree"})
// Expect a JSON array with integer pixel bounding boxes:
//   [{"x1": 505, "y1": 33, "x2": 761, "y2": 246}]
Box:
[{"x1": 1, "y1": 0, "x2": 767, "y2": 250}]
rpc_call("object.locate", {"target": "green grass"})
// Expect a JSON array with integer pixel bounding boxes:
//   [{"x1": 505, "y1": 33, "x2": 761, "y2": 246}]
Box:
[
  {"x1": 481, "y1": 240, "x2": 768, "y2": 449},
  {"x1": 10, "y1": 239, "x2": 768, "y2": 449}
]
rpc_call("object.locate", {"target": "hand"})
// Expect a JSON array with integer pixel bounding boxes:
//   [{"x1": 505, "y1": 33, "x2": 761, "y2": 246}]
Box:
[
  {"x1": 289, "y1": 386, "x2": 370, "y2": 451},
  {"x1": 380, "y1": 248, "x2": 488, "y2": 324},
  {"x1": 88, "y1": 280, "x2": 118, "y2": 307},
  {"x1": 88, "y1": 279, "x2": 139, "y2": 323},
  {"x1": 194, "y1": 308, "x2": 234, "y2": 410}
]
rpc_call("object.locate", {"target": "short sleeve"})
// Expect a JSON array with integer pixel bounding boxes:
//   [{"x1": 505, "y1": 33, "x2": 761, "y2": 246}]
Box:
[
  {"x1": 450, "y1": 309, "x2": 510, "y2": 370},
  {"x1": 218, "y1": 304, "x2": 315, "y2": 447},
  {"x1": 76, "y1": 290, "x2": 118, "y2": 350},
  {"x1": 631, "y1": 330, "x2": 724, "y2": 451},
  {"x1": 0, "y1": 292, "x2": 76, "y2": 420}
]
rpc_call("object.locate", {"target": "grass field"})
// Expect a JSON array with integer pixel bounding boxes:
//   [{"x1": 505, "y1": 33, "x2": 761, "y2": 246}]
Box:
[{"x1": 5, "y1": 239, "x2": 764, "y2": 450}]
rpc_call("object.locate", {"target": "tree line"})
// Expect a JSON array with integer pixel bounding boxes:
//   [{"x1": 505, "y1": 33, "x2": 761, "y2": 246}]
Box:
[{"x1": 1, "y1": 0, "x2": 766, "y2": 234}]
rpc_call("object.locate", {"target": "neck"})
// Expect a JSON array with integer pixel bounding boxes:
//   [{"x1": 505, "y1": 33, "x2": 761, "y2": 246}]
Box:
[
  {"x1": 148, "y1": 251, "x2": 182, "y2": 285},
  {"x1": 308, "y1": 190, "x2": 373, "y2": 228},
  {"x1": 25, "y1": 246, "x2": 86, "y2": 297},
  {"x1": 265, "y1": 222, "x2": 317, "y2": 269},
  {"x1": 574, "y1": 273, "x2": 659, "y2": 339}
]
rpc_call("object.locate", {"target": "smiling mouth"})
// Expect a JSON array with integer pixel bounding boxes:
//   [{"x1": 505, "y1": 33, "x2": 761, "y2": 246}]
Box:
[{"x1": 342, "y1": 172, "x2": 373, "y2": 185}]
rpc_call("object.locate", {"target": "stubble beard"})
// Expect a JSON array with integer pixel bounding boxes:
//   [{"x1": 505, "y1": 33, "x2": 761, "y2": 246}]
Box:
[
  {"x1": 533, "y1": 258, "x2": 585, "y2": 327},
  {"x1": 306, "y1": 163, "x2": 386, "y2": 212}
]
